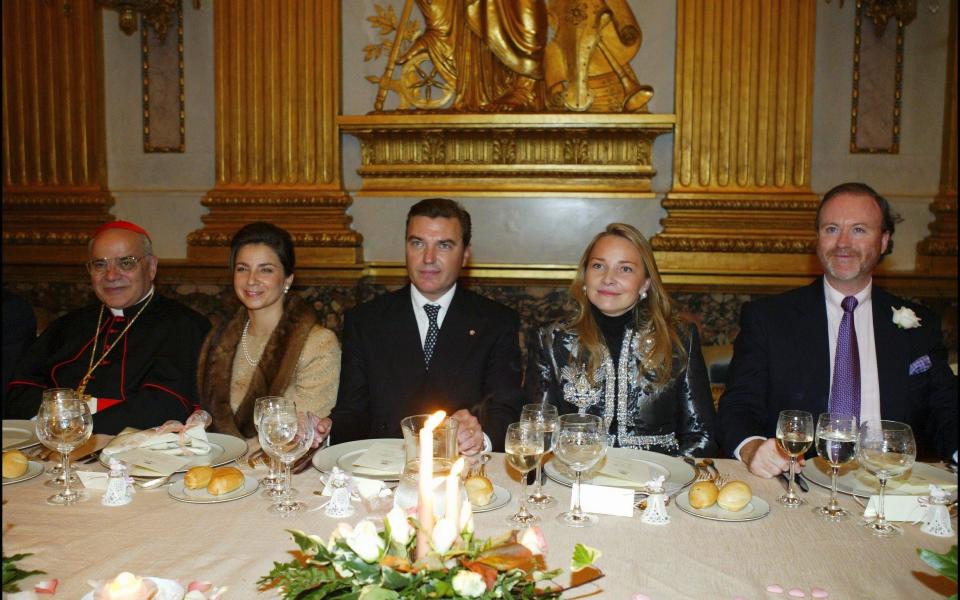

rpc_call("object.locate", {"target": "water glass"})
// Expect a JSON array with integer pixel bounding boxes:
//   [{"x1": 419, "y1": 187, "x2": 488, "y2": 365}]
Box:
[
  {"x1": 254, "y1": 396, "x2": 285, "y2": 497},
  {"x1": 35, "y1": 391, "x2": 93, "y2": 505},
  {"x1": 504, "y1": 422, "x2": 544, "y2": 528},
  {"x1": 520, "y1": 403, "x2": 558, "y2": 508},
  {"x1": 813, "y1": 412, "x2": 858, "y2": 520},
  {"x1": 42, "y1": 388, "x2": 81, "y2": 487},
  {"x1": 858, "y1": 420, "x2": 916, "y2": 537},
  {"x1": 554, "y1": 413, "x2": 606, "y2": 527},
  {"x1": 258, "y1": 399, "x2": 315, "y2": 515}
]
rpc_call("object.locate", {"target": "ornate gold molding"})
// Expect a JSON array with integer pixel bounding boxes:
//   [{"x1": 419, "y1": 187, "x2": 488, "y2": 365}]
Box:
[{"x1": 340, "y1": 113, "x2": 674, "y2": 195}]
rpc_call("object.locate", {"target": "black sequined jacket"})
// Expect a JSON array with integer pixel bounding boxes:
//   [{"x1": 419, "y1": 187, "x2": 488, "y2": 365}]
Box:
[{"x1": 525, "y1": 320, "x2": 718, "y2": 457}]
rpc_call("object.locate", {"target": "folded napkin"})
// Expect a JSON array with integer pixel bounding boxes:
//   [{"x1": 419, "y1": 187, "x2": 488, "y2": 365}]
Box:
[
  {"x1": 102, "y1": 412, "x2": 212, "y2": 457},
  {"x1": 863, "y1": 495, "x2": 928, "y2": 522},
  {"x1": 589, "y1": 455, "x2": 654, "y2": 488}
]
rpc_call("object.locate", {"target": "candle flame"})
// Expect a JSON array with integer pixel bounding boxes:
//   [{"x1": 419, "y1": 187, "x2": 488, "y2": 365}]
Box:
[
  {"x1": 450, "y1": 456, "x2": 465, "y2": 477},
  {"x1": 425, "y1": 410, "x2": 446, "y2": 431}
]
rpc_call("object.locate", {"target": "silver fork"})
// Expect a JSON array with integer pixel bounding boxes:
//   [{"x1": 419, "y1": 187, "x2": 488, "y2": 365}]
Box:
[{"x1": 684, "y1": 457, "x2": 712, "y2": 481}]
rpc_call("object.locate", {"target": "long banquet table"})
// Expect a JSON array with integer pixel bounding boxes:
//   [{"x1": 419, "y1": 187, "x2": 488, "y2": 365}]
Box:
[{"x1": 2, "y1": 441, "x2": 956, "y2": 599}]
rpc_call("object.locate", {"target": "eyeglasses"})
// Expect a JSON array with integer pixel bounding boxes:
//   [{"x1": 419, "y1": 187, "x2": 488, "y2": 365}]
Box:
[{"x1": 85, "y1": 255, "x2": 151, "y2": 274}]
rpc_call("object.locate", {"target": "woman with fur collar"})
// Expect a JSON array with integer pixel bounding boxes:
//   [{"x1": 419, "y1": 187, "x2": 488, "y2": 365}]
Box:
[
  {"x1": 197, "y1": 222, "x2": 340, "y2": 440},
  {"x1": 525, "y1": 223, "x2": 717, "y2": 457}
]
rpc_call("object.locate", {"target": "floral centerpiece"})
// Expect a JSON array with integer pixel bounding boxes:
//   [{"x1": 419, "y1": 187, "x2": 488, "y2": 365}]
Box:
[{"x1": 259, "y1": 504, "x2": 602, "y2": 599}]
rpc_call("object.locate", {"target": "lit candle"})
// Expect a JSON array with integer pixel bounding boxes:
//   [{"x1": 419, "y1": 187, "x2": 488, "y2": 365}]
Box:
[
  {"x1": 101, "y1": 572, "x2": 152, "y2": 600},
  {"x1": 417, "y1": 410, "x2": 446, "y2": 559},
  {"x1": 446, "y1": 457, "x2": 465, "y2": 528}
]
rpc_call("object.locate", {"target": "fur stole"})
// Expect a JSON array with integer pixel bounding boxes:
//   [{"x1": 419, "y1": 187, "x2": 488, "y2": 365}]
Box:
[{"x1": 197, "y1": 294, "x2": 317, "y2": 438}]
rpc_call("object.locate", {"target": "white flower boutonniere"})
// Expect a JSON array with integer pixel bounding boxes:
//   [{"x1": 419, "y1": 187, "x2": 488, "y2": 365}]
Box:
[{"x1": 892, "y1": 306, "x2": 922, "y2": 329}]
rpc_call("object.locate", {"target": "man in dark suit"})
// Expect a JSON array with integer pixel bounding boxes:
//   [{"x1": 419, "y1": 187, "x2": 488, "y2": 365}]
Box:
[
  {"x1": 718, "y1": 182, "x2": 957, "y2": 477},
  {"x1": 331, "y1": 198, "x2": 524, "y2": 453}
]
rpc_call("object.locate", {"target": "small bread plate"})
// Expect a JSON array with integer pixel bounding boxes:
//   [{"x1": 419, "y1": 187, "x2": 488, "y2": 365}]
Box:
[
  {"x1": 168, "y1": 475, "x2": 259, "y2": 504},
  {"x1": 675, "y1": 490, "x2": 771, "y2": 522},
  {"x1": 472, "y1": 484, "x2": 511, "y2": 513},
  {"x1": 802, "y1": 457, "x2": 958, "y2": 498},
  {"x1": 312, "y1": 438, "x2": 404, "y2": 481},
  {"x1": 2, "y1": 419, "x2": 40, "y2": 450},
  {"x1": 2, "y1": 460, "x2": 44, "y2": 485},
  {"x1": 100, "y1": 433, "x2": 248, "y2": 477},
  {"x1": 544, "y1": 447, "x2": 695, "y2": 493},
  {"x1": 82, "y1": 577, "x2": 184, "y2": 600}
]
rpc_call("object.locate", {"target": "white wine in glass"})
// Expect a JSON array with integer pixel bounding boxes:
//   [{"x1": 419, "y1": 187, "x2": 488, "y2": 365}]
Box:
[
  {"x1": 41, "y1": 388, "x2": 81, "y2": 487},
  {"x1": 775, "y1": 410, "x2": 813, "y2": 508},
  {"x1": 504, "y1": 422, "x2": 544, "y2": 528},
  {"x1": 858, "y1": 420, "x2": 916, "y2": 537},
  {"x1": 554, "y1": 413, "x2": 606, "y2": 528},
  {"x1": 35, "y1": 392, "x2": 93, "y2": 505},
  {"x1": 520, "y1": 403, "x2": 559, "y2": 508},
  {"x1": 813, "y1": 413, "x2": 858, "y2": 520}
]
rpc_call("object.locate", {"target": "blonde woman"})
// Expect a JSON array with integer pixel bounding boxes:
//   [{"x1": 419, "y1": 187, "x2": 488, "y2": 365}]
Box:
[
  {"x1": 197, "y1": 222, "x2": 339, "y2": 440},
  {"x1": 525, "y1": 223, "x2": 716, "y2": 456}
]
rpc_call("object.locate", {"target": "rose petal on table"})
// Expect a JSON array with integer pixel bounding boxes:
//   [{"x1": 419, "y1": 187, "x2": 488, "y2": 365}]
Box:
[
  {"x1": 787, "y1": 588, "x2": 806, "y2": 597},
  {"x1": 188, "y1": 581, "x2": 213, "y2": 593},
  {"x1": 810, "y1": 587, "x2": 829, "y2": 598},
  {"x1": 631, "y1": 594, "x2": 651, "y2": 600},
  {"x1": 34, "y1": 579, "x2": 58, "y2": 594},
  {"x1": 766, "y1": 583, "x2": 784, "y2": 594}
]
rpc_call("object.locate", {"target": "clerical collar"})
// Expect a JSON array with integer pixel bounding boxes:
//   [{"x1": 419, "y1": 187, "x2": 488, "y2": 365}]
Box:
[{"x1": 109, "y1": 287, "x2": 155, "y2": 317}]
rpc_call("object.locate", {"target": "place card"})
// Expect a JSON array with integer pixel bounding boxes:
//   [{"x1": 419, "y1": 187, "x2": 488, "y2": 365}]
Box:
[
  {"x1": 76, "y1": 470, "x2": 109, "y2": 490},
  {"x1": 595, "y1": 455, "x2": 653, "y2": 485},
  {"x1": 863, "y1": 495, "x2": 927, "y2": 522},
  {"x1": 575, "y1": 483, "x2": 635, "y2": 517},
  {"x1": 352, "y1": 443, "x2": 403, "y2": 474},
  {"x1": 111, "y1": 448, "x2": 190, "y2": 476}
]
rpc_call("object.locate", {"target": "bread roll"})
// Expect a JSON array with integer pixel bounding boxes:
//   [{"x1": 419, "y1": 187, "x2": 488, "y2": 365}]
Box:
[
  {"x1": 2, "y1": 450, "x2": 29, "y2": 479},
  {"x1": 184, "y1": 465, "x2": 214, "y2": 490},
  {"x1": 717, "y1": 480, "x2": 752, "y2": 512},
  {"x1": 464, "y1": 474, "x2": 494, "y2": 506},
  {"x1": 687, "y1": 480, "x2": 719, "y2": 509},
  {"x1": 207, "y1": 466, "x2": 244, "y2": 495}
]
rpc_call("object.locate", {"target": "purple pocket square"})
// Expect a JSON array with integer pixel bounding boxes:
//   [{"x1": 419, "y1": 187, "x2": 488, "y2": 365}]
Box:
[{"x1": 908, "y1": 355, "x2": 932, "y2": 376}]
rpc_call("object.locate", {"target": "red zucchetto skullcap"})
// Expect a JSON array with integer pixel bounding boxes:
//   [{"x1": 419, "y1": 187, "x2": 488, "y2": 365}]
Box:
[{"x1": 93, "y1": 220, "x2": 151, "y2": 240}]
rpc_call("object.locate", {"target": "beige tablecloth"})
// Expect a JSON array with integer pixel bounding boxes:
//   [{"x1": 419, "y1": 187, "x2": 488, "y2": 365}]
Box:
[{"x1": 2, "y1": 446, "x2": 956, "y2": 599}]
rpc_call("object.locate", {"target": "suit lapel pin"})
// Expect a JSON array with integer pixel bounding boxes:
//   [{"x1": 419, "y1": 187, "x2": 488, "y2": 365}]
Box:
[{"x1": 469, "y1": 329, "x2": 476, "y2": 336}]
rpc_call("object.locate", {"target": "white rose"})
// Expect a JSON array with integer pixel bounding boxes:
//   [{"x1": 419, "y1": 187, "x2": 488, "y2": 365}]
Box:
[
  {"x1": 451, "y1": 570, "x2": 486, "y2": 598},
  {"x1": 517, "y1": 526, "x2": 547, "y2": 556},
  {"x1": 892, "y1": 306, "x2": 921, "y2": 329},
  {"x1": 458, "y1": 498, "x2": 474, "y2": 534},
  {"x1": 386, "y1": 505, "x2": 414, "y2": 544},
  {"x1": 430, "y1": 517, "x2": 458, "y2": 553},
  {"x1": 345, "y1": 520, "x2": 384, "y2": 563},
  {"x1": 328, "y1": 522, "x2": 353, "y2": 551}
]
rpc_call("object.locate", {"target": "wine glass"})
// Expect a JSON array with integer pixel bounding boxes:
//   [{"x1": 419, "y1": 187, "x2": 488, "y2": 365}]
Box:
[
  {"x1": 504, "y1": 421, "x2": 545, "y2": 528},
  {"x1": 42, "y1": 388, "x2": 82, "y2": 487},
  {"x1": 35, "y1": 392, "x2": 93, "y2": 505},
  {"x1": 520, "y1": 403, "x2": 559, "y2": 508},
  {"x1": 858, "y1": 420, "x2": 916, "y2": 537},
  {"x1": 258, "y1": 399, "x2": 315, "y2": 514},
  {"x1": 813, "y1": 413, "x2": 859, "y2": 520},
  {"x1": 554, "y1": 413, "x2": 606, "y2": 527},
  {"x1": 254, "y1": 396, "x2": 285, "y2": 498},
  {"x1": 776, "y1": 410, "x2": 814, "y2": 507}
]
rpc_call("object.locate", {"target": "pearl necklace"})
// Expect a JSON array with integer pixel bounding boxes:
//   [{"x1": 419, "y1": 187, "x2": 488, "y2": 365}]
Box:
[{"x1": 240, "y1": 319, "x2": 262, "y2": 366}]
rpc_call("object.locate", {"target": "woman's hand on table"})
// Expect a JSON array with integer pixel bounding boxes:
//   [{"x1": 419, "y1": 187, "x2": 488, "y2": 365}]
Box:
[{"x1": 301, "y1": 412, "x2": 332, "y2": 449}]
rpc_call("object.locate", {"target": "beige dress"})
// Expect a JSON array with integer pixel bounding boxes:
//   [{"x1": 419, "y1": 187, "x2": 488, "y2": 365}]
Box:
[{"x1": 229, "y1": 324, "x2": 340, "y2": 417}]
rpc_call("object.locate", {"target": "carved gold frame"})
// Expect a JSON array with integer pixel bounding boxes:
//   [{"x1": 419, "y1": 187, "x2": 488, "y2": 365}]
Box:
[
  {"x1": 850, "y1": 0, "x2": 905, "y2": 154},
  {"x1": 141, "y1": 0, "x2": 186, "y2": 153}
]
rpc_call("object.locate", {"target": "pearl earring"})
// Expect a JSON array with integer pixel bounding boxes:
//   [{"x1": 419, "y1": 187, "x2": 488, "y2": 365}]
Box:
[
  {"x1": 284, "y1": 286, "x2": 290, "y2": 294},
  {"x1": 640, "y1": 291, "x2": 648, "y2": 300}
]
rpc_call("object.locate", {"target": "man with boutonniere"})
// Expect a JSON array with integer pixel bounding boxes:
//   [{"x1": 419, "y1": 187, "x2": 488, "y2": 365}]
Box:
[
  {"x1": 718, "y1": 182, "x2": 958, "y2": 477},
  {"x1": 5, "y1": 221, "x2": 211, "y2": 434}
]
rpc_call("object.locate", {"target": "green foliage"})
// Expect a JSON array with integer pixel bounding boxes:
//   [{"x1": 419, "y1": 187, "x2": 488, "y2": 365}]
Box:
[
  {"x1": 917, "y1": 545, "x2": 958, "y2": 600},
  {"x1": 2, "y1": 553, "x2": 46, "y2": 593},
  {"x1": 570, "y1": 544, "x2": 601, "y2": 573}
]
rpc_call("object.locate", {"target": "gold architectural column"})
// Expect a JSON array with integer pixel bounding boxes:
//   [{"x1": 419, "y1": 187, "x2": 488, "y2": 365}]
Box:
[
  {"x1": 2, "y1": 0, "x2": 114, "y2": 266},
  {"x1": 916, "y1": 2, "x2": 957, "y2": 276},
  {"x1": 653, "y1": 0, "x2": 821, "y2": 282},
  {"x1": 189, "y1": 0, "x2": 361, "y2": 275}
]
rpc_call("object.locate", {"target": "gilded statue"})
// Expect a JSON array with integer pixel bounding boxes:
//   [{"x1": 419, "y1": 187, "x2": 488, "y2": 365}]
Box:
[{"x1": 367, "y1": 0, "x2": 653, "y2": 113}]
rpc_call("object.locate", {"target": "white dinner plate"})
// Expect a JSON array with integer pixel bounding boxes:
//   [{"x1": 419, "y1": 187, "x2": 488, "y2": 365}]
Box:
[
  {"x1": 802, "y1": 457, "x2": 958, "y2": 498},
  {"x1": 2, "y1": 460, "x2": 44, "y2": 485},
  {"x1": 99, "y1": 433, "x2": 248, "y2": 477},
  {"x1": 2, "y1": 419, "x2": 40, "y2": 450},
  {"x1": 312, "y1": 438, "x2": 405, "y2": 481},
  {"x1": 168, "y1": 475, "x2": 259, "y2": 504},
  {"x1": 82, "y1": 577, "x2": 184, "y2": 600},
  {"x1": 675, "y1": 491, "x2": 771, "y2": 522},
  {"x1": 544, "y1": 448, "x2": 696, "y2": 492},
  {"x1": 472, "y1": 484, "x2": 511, "y2": 513}
]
